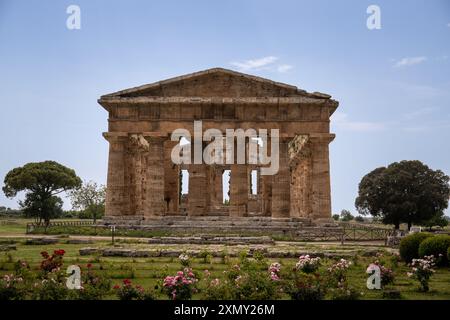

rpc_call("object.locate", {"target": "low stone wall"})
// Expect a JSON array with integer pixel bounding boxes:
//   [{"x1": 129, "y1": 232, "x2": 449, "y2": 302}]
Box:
[
  {"x1": 147, "y1": 236, "x2": 274, "y2": 245},
  {"x1": 79, "y1": 246, "x2": 380, "y2": 259}
]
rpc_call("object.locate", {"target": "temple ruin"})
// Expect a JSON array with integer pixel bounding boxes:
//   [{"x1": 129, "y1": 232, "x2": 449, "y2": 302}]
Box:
[{"x1": 98, "y1": 68, "x2": 339, "y2": 232}]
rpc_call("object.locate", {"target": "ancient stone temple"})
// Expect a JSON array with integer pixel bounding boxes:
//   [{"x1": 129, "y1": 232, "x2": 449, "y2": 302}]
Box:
[{"x1": 98, "y1": 68, "x2": 339, "y2": 231}]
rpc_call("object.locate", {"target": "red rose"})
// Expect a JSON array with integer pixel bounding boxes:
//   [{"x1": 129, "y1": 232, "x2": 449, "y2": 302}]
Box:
[{"x1": 54, "y1": 249, "x2": 66, "y2": 256}]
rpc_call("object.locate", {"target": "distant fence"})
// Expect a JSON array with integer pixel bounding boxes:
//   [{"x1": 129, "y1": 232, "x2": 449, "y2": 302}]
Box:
[
  {"x1": 26, "y1": 220, "x2": 96, "y2": 233},
  {"x1": 0, "y1": 220, "x2": 20, "y2": 226},
  {"x1": 294, "y1": 223, "x2": 395, "y2": 243},
  {"x1": 339, "y1": 222, "x2": 395, "y2": 242}
]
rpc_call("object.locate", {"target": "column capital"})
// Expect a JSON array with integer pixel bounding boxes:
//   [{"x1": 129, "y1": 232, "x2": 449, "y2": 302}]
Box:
[
  {"x1": 102, "y1": 132, "x2": 128, "y2": 142},
  {"x1": 308, "y1": 133, "x2": 335, "y2": 144}
]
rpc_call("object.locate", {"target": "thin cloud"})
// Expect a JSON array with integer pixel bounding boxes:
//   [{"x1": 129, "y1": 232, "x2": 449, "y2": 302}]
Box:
[
  {"x1": 230, "y1": 56, "x2": 293, "y2": 73},
  {"x1": 331, "y1": 112, "x2": 387, "y2": 132},
  {"x1": 277, "y1": 64, "x2": 293, "y2": 73},
  {"x1": 394, "y1": 56, "x2": 427, "y2": 67},
  {"x1": 402, "y1": 107, "x2": 434, "y2": 120},
  {"x1": 230, "y1": 56, "x2": 278, "y2": 72}
]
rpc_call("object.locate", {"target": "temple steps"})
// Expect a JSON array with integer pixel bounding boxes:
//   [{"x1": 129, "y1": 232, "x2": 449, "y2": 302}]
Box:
[{"x1": 99, "y1": 215, "x2": 342, "y2": 236}]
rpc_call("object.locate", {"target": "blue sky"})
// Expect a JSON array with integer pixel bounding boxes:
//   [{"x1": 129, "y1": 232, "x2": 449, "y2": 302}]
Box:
[{"x1": 0, "y1": 0, "x2": 449, "y2": 216}]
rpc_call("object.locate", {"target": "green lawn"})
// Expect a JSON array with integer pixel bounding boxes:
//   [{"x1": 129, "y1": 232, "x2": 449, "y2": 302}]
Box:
[{"x1": 1, "y1": 240, "x2": 449, "y2": 300}]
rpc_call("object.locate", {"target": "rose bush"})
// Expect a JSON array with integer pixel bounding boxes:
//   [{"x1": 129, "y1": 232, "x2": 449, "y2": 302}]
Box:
[
  {"x1": 295, "y1": 255, "x2": 321, "y2": 274},
  {"x1": 407, "y1": 255, "x2": 436, "y2": 292},
  {"x1": 162, "y1": 268, "x2": 198, "y2": 300}
]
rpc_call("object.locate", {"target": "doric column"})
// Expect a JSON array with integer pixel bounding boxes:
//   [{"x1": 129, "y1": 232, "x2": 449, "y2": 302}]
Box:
[
  {"x1": 309, "y1": 133, "x2": 335, "y2": 220},
  {"x1": 261, "y1": 173, "x2": 272, "y2": 216},
  {"x1": 187, "y1": 164, "x2": 208, "y2": 216},
  {"x1": 127, "y1": 136, "x2": 146, "y2": 216},
  {"x1": 144, "y1": 136, "x2": 166, "y2": 217},
  {"x1": 103, "y1": 133, "x2": 128, "y2": 216},
  {"x1": 271, "y1": 139, "x2": 290, "y2": 218},
  {"x1": 229, "y1": 164, "x2": 248, "y2": 217},
  {"x1": 164, "y1": 140, "x2": 180, "y2": 214},
  {"x1": 288, "y1": 135, "x2": 312, "y2": 218},
  {"x1": 213, "y1": 167, "x2": 224, "y2": 207}
]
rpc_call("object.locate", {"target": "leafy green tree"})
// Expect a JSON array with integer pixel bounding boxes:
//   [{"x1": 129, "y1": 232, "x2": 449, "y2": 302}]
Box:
[
  {"x1": 340, "y1": 209, "x2": 354, "y2": 221},
  {"x1": 2, "y1": 161, "x2": 81, "y2": 225},
  {"x1": 332, "y1": 214, "x2": 340, "y2": 221},
  {"x1": 420, "y1": 212, "x2": 449, "y2": 231},
  {"x1": 354, "y1": 216, "x2": 365, "y2": 223},
  {"x1": 355, "y1": 160, "x2": 449, "y2": 230},
  {"x1": 68, "y1": 181, "x2": 105, "y2": 223}
]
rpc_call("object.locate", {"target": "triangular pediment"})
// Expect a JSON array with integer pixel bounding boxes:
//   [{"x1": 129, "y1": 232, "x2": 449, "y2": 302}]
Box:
[{"x1": 102, "y1": 68, "x2": 313, "y2": 98}]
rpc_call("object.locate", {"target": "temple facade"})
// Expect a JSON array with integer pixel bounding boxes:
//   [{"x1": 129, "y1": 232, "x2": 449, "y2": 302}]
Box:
[{"x1": 98, "y1": 68, "x2": 338, "y2": 227}]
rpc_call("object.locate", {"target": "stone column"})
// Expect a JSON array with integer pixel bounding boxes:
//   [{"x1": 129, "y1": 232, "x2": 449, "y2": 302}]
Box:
[
  {"x1": 164, "y1": 141, "x2": 180, "y2": 214},
  {"x1": 261, "y1": 174, "x2": 272, "y2": 216},
  {"x1": 229, "y1": 164, "x2": 248, "y2": 217},
  {"x1": 290, "y1": 149, "x2": 312, "y2": 218},
  {"x1": 213, "y1": 167, "x2": 224, "y2": 207},
  {"x1": 103, "y1": 133, "x2": 128, "y2": 217},
  {"x1": 144, "y1": 136, "x2": 166, "y2": 217},
  {"x1": 309, "y1": 134, "x2": 335, "y2": 220},
  {"x1": 288, "y1": 135, "x2": 312, "y2": 218},
  {"x1": 127, "y1": 137, "x2": 146, "y2": 217},
  {"x1": 271, "y1": 139, "x2": 290, "y2": 218},
  {"x1": 187, "y1": 164, "x2": 208, "y2": 216}
]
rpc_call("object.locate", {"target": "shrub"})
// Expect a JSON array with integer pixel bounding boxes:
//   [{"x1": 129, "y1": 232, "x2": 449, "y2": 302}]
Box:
[
  {"x1": 178, "y1": 254, "x2": 190, "y2": 267},
  {"x1": 268, "y1": 262, "x2": 281, "y2": 281},
  {"x1": 418, "y1": 235, "x2": 450, "y2": 266},
  {"x1": 221, "y1": 261, "x2": 280, "y2": 300},
  {"x1": 295, "y1": 255, "x2": 321, "y2": 274},
  {"x1": 284, "y1": 273, "x2": 326, "y2": 301},
  {"x1": 201, "y1": 275, "x2": 233, "y2": 300},
  {"x1": 327, "y1": 259, "x2": 352, "y2": 284},
  {"x1": 407, "y1": 255, "x2": 435, "y2": 292},
  {"x1": 329, "y1": 281, "x2": 361, "y2": 300},
  {"x1": 399, "y1": 233, "x2": 433, "y2": 263},
  {"x1": 75, "y1": 264, "x2": 112, "y2": 300},
  {"x1": 31, "y1": 277, "x2": 70, "y2": 300},
  {"x1": 231, "y1": 271, "x2": 279, "y2": 300},
  {"x1": 40, "y1": 250, "x2": 65, "y2": 273},
  {"x1": 162, "y1": 268, "x2": 198, "y2": 300},
  {"x1": 113, "y1": 279, "x2": 154, "y2": 300},
  {"x1": 252, "y1": 249, "x2": 266, "y2": 263},
  {"x1": 372, "y1": 261, "x2": 395, "y2": 287},
  {"x1": 0, "y1": 274, "x2": 26, "y2": 300},
  {"x1": 198, "y1": 250, "x2": 212, "y2": 264}
]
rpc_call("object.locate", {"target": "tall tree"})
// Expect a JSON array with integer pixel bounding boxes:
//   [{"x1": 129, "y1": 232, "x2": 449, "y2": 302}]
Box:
[
  {"x1": 355, "y1": 160, "x2": 449, "y2": 230},
  {"x1": 68, "y1": 181, "x2": 106, "y2": 223},
  {"x1": 2, "y1": 161, "x2": 82, "y2": 225},
  {"x1": 340, "y1": 209, "x2": 354, "y2": 221}
]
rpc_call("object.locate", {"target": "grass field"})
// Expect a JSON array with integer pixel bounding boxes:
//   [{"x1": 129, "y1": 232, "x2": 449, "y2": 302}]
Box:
[
  {"x1": 1, "y1": 218, "x2": 449, "y2": 300},
  {"x1": 1, "y1": 239, "x2": 449, "y2": 300}
]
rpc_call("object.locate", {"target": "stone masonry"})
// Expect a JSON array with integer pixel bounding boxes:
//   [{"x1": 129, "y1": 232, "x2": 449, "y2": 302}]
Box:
[{"x1": 98, "y1": 68, "x2": 339, "y2": 229}]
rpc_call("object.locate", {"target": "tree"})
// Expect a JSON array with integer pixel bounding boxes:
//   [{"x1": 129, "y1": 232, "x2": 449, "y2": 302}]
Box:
[
  {"x1": 355, "y1": 160, "x2": 449, "y2": 230},
  {"x1": 68, "y1": 181, "x2": 106, "y2": 223},
  {"x1": 340, "y1": 209, "x2": 354, "y2": 221},
  {"x1": 354, "y1": 216, "x2": 365, "y2": 223},
  {"x1": 420, "y1": 211, "x2": 449, "y2": 231},
  {"x1": 2, "y1": 161, "x2": 81, "y2": 225},
  {"x1": 332, "y1": 214, "x2": 340, "y2": 221}
]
